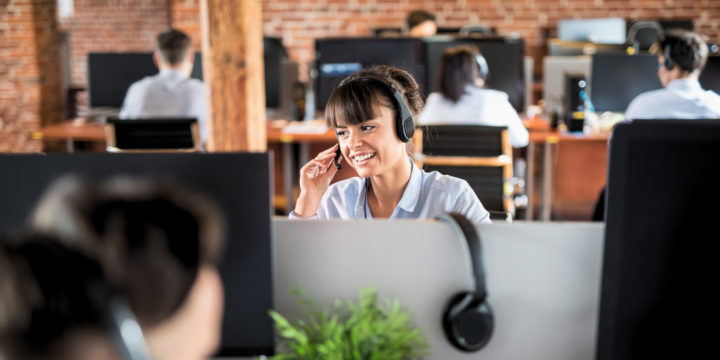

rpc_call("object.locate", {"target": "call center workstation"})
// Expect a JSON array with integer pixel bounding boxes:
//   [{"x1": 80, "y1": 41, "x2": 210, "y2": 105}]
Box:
[{"x1": 2, "y1": 4, "x2": 718, "y2": 360}]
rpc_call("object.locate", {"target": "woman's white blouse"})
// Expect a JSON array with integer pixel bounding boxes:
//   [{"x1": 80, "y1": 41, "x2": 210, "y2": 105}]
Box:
[
  {"x1": 289, "y1": 157, "x2": 492, "y2": 223},
  {"x1": 417, "y1": 85, "x2": 529, "y2": 148}
]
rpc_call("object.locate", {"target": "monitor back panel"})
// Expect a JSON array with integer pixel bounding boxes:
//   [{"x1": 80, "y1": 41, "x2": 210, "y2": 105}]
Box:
[
  {"x1": 424, "y1": 38, "x2": 525, "y2": 113},
  {"x1": 315, "y1": 38, "x2": 425, "y2": 110},
  {"x1": 558, "y1": 18, "x2": 626, "y2": 44},
  {"x1": 0, "y1": 153, "x2": 275, "y2": 357},
  {"x1": 590, "y1": 54, "x2": 662, "y2": 112},
  {"x1": 275, "y1": 219, "x2": 604, "y2": 360},
  {"x1": 600, "y1": 121, "x2": 720, "y2": 359},
  {"x1": 699, "y1": 55, "x2": 720, "y2": 94}
]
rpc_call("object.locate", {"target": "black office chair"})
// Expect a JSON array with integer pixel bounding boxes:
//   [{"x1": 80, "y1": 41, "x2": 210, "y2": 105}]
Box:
[
  {"x1": 415, "y1": 125, "x2": 515, "y2": 215},
  {"x1": 105, "y1": 118, "x2": 201, "y2": 153}
]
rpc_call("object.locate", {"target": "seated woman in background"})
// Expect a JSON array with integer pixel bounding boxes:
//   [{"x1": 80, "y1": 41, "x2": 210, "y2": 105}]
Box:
[
  {"x1": 418, "y1": 45, "x2": 529, "y2": 148},
  {"x1": 0, "y1": 177, "x2": 224, "y2": 360},
  {"x1": 291, "y1": 65, "x2": 491, "y2": 223}
]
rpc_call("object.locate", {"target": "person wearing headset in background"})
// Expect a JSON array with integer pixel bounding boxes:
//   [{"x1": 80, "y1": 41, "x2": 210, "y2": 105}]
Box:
[
  {"x1": 407, "y1": 9, "x2": 437, "y2": 37},
  {"x1": 625, "y1": 29, "x2": 720, "y2": 120},
  {"x1": 417, "y1": 45, "x2": 529, "y2": 148},
  {"x1": 0, "y1": 177, "x2": 225, "y2": 360},
  {"x1": 291, "y1": 65, "x2": 491, "y2": 223}
]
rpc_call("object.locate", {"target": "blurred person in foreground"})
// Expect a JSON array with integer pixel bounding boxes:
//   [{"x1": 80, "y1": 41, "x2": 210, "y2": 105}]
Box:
[
  {"x1": 119, "y1": 29, "x2": 207, "y2": 146},
  {"x1": 625, "y1": 29, "x2": 720, "y2": 120},
  {"x1": 0, "y1": 177, "x2": 225, "y2": 360}
]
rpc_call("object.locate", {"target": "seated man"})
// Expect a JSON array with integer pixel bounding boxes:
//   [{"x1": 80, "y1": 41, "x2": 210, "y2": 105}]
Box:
[
  {"x1": 120, "y1": 29, "x2": 207, "y2": 145},
  {"x1": 625, "y1": 29, "x2": 720, "y2": 120},
  {"x1": 407, "y1": 9, "x2": 437, "y2": 37}
]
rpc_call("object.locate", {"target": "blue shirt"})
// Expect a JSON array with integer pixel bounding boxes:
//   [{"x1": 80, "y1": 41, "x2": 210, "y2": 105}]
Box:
[
  {"x1": 625, "y1": 78, "x2": 720, "y2": 120},
  {"x1": 290, "y1": 158, "x2": 492, "y2": 223}
]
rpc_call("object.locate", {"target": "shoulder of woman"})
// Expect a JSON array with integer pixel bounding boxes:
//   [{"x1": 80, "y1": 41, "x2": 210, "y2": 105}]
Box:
[
  {"x1": 325, "y1": 176, "x2": 365, "y2": 197},
  {"x1": 420, "y1": 170, "x2": 471, "y2": 194},
  {"x1": 471, "y1": 86, "x2": 509, "y2": 101}
]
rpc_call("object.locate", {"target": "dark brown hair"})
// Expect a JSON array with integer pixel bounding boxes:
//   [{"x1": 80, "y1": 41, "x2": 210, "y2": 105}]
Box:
[
  {"x1": 656, "y1": 29, "x2": 709, "y2": 73},
  {"x1": 0, "y1": 177, "x2": 224, "y2": 360},
  {"x1": 157, "y1": 28, "x2": 192, "y2": 65},
  {"x1": 437, "y1": 45, "x2": 481, "y2": 103},
  {"x1": 325, "y1": 65, "x2": 423, "y2": 129},
  {"x1": 407, "y1": 9, "x2": 436, "y2": 30}
]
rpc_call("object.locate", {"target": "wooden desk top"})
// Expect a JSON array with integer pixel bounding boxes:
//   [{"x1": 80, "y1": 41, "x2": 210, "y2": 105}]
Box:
[
  {"x1": 529, "y1": 131, "x2": 610, "y2": 144},
  {"x1": 33, "y1": 121, "x2": 106, "y2": 141},
  {"x1": 266, "y1": 120, "x2": 337, "y2": 143}
]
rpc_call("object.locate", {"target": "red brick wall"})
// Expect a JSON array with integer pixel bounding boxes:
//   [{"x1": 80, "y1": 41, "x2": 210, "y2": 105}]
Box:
[
  {"x1": 59, "y1": 0, "x2": 172, "y2": 87},
  {"x1": 0, "y1": 0, "x2": 64, "y2": 152},
  {"x1": 171, "y1": 0, "x2": 720, "y2": 78}
]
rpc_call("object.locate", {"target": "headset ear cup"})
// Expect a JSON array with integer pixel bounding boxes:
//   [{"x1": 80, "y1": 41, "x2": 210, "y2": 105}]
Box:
[{"x1": 442, "y1": 291, "x2": 495, "y2": 352}]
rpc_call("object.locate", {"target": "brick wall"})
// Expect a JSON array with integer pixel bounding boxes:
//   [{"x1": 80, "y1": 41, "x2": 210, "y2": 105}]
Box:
[
  {"x1": 176, "y1": 0, "x2": 720, "y2": 79},
  {"x1": 0, "y1": 0, "x2": 64, "y2": 152},
  {"x1": 59, "y1": 0, "x2": 172, "y2": 87}
]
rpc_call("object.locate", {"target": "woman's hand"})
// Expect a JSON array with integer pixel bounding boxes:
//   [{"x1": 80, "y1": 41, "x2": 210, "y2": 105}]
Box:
[{"x1": 294, "y1": 144, "x2": 342, "y2": 218}]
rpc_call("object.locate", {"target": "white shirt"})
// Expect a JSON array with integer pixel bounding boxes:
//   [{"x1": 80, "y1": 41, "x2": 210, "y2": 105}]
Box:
[
  {"x1": 119, "y1": 69, "x2": 207, "y2": 144},
  {"x1": 625, "y1": 78, "x2": 720, "y2": 120},
  {"x1": 417, "y1": 85, "x2": 529, "y2": 147},
  {"x1": 289, "y1": 157, "x2": 492, "y2": 223}
]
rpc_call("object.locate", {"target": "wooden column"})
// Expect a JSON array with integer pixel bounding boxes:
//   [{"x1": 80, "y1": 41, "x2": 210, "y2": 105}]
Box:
[{"x1": 200, "y1": 0, "x2": 266, "y2": 152}]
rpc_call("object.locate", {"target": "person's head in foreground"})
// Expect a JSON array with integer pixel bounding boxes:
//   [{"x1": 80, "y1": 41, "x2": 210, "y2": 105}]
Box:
[
  {"x1": 155, "y1": 28, "x2": 195, "y2": 77},
  {"x1": 0, "y1": 177, "x2": 225, "y2": 360},
  {"x1": 407, "y1": 9, "x2": 437, "y2": 37},
  {"x1": 437, "y1": 45, "x2": 487, "y2": 103},
  {"x1": 654, "y1": 29, "x2": 708, "y2": 87}
]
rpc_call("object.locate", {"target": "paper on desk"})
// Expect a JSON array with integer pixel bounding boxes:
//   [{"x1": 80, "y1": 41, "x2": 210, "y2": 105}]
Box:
[{"x1": 282, "y1": 120, "x2": 329, "y2": 134}]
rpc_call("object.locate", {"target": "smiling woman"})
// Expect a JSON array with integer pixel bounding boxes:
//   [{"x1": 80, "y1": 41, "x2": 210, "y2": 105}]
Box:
[{"x1": 290, "y1": 65, "x2": 491, "y2": 223}]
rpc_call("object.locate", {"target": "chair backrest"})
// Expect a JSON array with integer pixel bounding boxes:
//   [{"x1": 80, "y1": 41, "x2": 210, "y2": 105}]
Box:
[
  {"x1": 418, "y1": 125, "x2": 513, "y2": 213},
  {"x1": 105, "y1": 118, "x2": 200, "y2": 153}
]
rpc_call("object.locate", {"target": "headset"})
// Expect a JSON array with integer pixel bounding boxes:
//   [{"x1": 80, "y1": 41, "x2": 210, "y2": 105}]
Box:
[
  {"x1": 663, "y1": 43, "x2": 674, "y2": 71},
  {"x1": 331, "y1": 75, "x2": 416, "y2": 171},
  {"x1": 436, "y1": 212, "x2": 494, "y2": 352},
  {"x1": 475, "y1": 53, "x2": 490, "y2": 81}
]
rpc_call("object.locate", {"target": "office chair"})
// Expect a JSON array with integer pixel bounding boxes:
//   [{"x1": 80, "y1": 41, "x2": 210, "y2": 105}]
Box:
[
  {"x1": 415, "y1": 125, "x2": 516, "y2": 215},
  {"x1": 105, "y1": 118, "x2": 201, "y2": 153},
  {"x1": 626, "y1": 21, "x2": 664, "y2": 51}
]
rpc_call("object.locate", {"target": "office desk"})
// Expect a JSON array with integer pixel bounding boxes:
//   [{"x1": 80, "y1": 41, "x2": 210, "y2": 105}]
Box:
[
  {"x1": 526, "y1": 132, "x2": 609, "y2": 221},
  {"x1": 32, "y1": 121, "x2": 106, "y2": 152}
]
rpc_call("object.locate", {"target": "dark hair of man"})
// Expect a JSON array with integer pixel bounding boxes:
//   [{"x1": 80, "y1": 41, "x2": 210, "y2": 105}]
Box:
[
  {"x1": 157, "y1": 28, "x2": 192, "y2": 66},
  {"x1": 0, "y1": 177, "x2": 224, "y2": 360},
  {"x1": 656, "y1": 29, "x2": 709, "y2": 73},
  {"x1": 437, "y1": 45, "x2": 482, "y2": 103},
  {"x1": 325, "y1": 65, "x2": 423, "y2": 129},
  {"x1": 407, "y1": 9, "x2": 436, "y2": 30}
]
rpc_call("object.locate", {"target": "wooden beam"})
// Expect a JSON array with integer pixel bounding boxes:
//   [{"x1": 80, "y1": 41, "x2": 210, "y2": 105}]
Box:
[{"x1": 200, "y1": 0, "x2": 266, "y2": 152}]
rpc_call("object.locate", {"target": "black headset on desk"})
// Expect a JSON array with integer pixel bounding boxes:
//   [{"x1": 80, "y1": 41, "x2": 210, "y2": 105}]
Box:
[
  {"x1": 330, "y1": 75, "x2": 416, "y2": 171},
  {"x1": 435, "y1": 212, "x2": 494, "y2": 352}
]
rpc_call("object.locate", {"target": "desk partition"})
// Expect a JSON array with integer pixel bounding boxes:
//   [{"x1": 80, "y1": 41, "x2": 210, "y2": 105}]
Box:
[{"x1": 274, "y1": 219, "x2": 604, "y2": 360}]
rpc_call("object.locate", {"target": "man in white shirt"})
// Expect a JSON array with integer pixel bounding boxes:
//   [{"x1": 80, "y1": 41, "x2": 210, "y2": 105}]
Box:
[
  {"x1": 119, "y1": 29, "x2": 207, "y2": 145},
  {"x1": 625, "y1": 29, "x2": 720, "y2": 120}
]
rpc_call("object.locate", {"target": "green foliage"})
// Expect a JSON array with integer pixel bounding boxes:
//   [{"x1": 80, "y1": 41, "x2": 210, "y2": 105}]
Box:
[{"x1": 268, "y1": 287, "x2": 430, "y2": 360}]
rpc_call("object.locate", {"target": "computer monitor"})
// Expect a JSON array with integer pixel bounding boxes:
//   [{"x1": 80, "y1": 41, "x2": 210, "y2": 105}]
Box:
[
  {"x1": 590, "y1": 54, "x2": 662, "y2": 112},
  {"x1": 0, "y1": 153, "x2": 274, "y2": 357},
  {"x1": 558, "y1": 18, "x2": 627, "y2": 44},
  {"x1": 88, "y1": 38, "x2": 287, "y2": 109},
  {"x1": 315, "y1": 38, "x2": 425, "y2": 110},
  {"x1": 424, "y1": 37, "x2": 526, "y2": 112},
  {"x1": 87, "y1": 52, "x2": 203, "y2": 108},
  {"x1": 599, "y1": 121, "x2": 720, "y2": 359},
  {"x1": 699, "y1": 55, "x2": 720, "y2": 94}
]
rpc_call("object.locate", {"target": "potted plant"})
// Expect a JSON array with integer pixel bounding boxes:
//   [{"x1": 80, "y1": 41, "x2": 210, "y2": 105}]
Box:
[{"x1": 269, "y1": 287, "x2": 430, "y2": 360}]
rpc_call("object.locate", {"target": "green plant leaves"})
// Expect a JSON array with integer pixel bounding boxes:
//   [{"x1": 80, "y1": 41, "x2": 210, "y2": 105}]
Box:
[{"x1": 267, "y1": 286, "x2": 430, "y2": 360}]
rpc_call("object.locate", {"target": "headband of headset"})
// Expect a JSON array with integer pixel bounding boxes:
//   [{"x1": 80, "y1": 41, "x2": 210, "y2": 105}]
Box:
[
  {"x1": 349, "y1": 75, "x2": 416, "y2": 143},
  {"x1": 435, "y1": 213, "x2": 487, "y2": 299}
]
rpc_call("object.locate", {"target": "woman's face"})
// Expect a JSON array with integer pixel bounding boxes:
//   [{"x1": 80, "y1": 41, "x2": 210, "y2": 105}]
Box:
[{"x1": 335, "y1": 106, "x2": 406, "y2": 178}]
